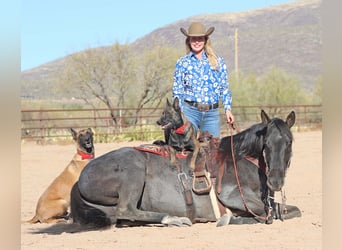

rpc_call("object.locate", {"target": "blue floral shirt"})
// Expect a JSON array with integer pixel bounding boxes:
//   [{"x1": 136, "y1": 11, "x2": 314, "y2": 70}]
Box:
[{"x1": 173, "y1": 50, "x2": 232, "y2": 111}]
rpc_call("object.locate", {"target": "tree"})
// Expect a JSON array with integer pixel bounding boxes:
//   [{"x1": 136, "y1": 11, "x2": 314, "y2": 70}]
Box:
[
  {"x1": 229, "y1": 70, "x2": 258, "y2": 106},
  {"x1": 259, "y1": 67, "x2": 309, "y2": 103},
  {"x1": 312, "y1": 76, "x2": 322, "y2": 104},
  {"x1": 255, "y1": 67, "x2": 310, "y2": 115},
  {"x1": 130, "y1": 46, "x2": 180, "y2": 123},
  {"x1": 58, "y1": 42, "x2": 135, "y2": 124}
]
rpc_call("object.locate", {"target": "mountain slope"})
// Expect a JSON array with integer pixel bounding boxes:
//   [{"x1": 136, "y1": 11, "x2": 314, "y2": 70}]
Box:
[{"x1": 21, "y1": 0, "x2": 322, "y2": 99}]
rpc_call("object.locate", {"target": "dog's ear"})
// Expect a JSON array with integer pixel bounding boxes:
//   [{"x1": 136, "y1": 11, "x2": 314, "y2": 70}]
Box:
[
  {"x1": 172, "y1": 97, "x2": 180, "y2": 111},
  {"x1": 70, "y1": 128, "x2": 77, "y2": 141},
  {"x1": 87, "y1": 128, "x2": 94, "y2": 135},
  {"x1": 166, "y1": 98, "x2": 171, "y2": 107}
]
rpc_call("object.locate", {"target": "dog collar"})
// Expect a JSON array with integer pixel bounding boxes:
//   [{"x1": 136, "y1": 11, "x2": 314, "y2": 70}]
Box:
[
  {"x1": 77, "y1": 150, "x2": 95, "y2": 160},
  {"x1": 172, "y1": 121, "x2": 189, "y2": 135}
]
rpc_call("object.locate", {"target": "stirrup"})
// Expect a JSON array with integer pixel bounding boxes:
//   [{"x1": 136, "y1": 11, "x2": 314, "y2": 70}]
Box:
[{"x1": 192, "y1": 171, "x2": 212, "y2": 194}]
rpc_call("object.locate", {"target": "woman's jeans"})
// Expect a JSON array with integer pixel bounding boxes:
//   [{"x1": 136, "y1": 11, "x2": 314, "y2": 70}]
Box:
[{"x1": 182, "y1": 101, "x2": 220, "y2": 137}]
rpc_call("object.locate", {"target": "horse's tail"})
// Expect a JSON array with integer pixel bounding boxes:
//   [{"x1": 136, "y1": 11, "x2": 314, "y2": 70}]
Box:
[{"x1": 70, "y1": 182, "x2": 112, "y2": 229}]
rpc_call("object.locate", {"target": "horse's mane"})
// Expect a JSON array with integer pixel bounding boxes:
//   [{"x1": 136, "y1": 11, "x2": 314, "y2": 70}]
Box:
[
  {"x1": 219, "y1": 118, "x2": 293, "y2": 159},
  {"x1": 220, "y1": 122, "x2": 266, "y2": 159}
]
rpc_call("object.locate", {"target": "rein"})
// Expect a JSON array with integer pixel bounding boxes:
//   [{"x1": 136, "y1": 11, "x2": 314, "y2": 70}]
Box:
[{"x1": 228, "y1": 124, "x2": 273, "y2": 223}]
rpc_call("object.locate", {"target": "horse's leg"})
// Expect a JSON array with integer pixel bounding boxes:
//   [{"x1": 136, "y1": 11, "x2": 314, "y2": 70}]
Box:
[
  {"x1": 228, "y1": 215, "x2": 262, "y2": 224},
  {"x1": 117, "y1": 202, "x2": 167, "y2": 223},
  {"x1": 216, "y1": 208, "x2": 233, "y2": 227},
  {"x1": 70, "y1": 183, "x2": 113, "y2": 228},
  {"x1": 117, "y1": 203, "x2": 192, "y2": 226},
  {"x1": 114, "y1": 167, "x2": 191, "y2": 226}
]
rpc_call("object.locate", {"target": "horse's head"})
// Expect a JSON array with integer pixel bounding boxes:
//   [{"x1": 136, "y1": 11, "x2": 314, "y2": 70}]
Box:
[{"x1": 261, "y1": 110, "x2": 295, "y2": 191}]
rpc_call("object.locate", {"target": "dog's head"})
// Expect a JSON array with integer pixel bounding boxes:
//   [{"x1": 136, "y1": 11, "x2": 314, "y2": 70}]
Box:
[
  {"x1": 70, "y1": 128, "x2": 94, "y2": 154},
  {"x1": 156, "y1": 98, "x2": 184, "y2": 130}
]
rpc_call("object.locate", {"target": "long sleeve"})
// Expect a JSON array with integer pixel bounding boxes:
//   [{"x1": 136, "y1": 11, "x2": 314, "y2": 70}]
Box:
[
  {"x1": 172, "y1": 58, "x2": 185, "y2": 109},
  {"x1": 217, "y1": 57, "x2": 232, "y2": 111}
]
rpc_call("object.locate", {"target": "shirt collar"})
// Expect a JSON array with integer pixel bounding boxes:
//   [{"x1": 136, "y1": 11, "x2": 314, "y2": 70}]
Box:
[{"x1": 189, "y1": 50, "x2": 208, "y2": 60}]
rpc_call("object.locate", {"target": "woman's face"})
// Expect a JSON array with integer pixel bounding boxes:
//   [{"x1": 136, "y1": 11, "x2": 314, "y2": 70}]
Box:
[{"x1": 189, "y1": 36, "x2": 206, "y2": 54}]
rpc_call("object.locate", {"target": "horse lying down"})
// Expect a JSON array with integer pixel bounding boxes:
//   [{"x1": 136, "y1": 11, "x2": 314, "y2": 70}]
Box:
[{"x1": 69, "y1": 110, "x2": 301, "y2": 230}]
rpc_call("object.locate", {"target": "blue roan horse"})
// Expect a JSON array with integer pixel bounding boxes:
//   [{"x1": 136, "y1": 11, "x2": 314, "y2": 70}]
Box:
[{"x1": 70, "y1": 110, "x2": 301, "y2": 229}]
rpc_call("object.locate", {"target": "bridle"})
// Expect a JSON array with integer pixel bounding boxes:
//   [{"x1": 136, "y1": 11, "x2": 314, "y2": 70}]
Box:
[{"x1": 227, "y1": 123, "x2": 287, "y2": 223}]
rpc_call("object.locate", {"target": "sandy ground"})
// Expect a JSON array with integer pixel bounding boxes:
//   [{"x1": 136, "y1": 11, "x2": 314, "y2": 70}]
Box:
[{"x1": 21, "y1": 130, "x2": 322, "y2": 250}]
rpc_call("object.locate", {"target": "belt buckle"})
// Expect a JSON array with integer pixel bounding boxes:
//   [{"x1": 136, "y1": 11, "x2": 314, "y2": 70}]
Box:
[{"x1": 197, "y1": 103, "x2": 209, "y2": 112}]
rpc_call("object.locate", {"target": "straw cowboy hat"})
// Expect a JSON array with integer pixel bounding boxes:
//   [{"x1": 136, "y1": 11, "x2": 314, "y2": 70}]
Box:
[{"x1": 180, "y1": 22, "x2": 215, "y2": 37}]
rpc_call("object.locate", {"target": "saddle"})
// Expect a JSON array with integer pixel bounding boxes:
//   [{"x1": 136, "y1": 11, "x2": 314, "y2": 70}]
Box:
[
  {"x1": 133, "y1": 144, "x2": 188, "y2": 158},
  {"x1": 134, "y1": 138, "x2": 217, "y2": 195}
]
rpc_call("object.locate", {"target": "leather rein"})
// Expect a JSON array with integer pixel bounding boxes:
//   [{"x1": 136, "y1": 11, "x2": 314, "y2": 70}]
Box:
[{"x1": 228, "y1": 124, "x2": 287, "y2": 223}]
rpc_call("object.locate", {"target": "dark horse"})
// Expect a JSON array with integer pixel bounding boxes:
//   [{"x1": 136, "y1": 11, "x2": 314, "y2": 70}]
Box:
[{"x1": 70, "y1": 110, "x2": 301, "y2": 229}]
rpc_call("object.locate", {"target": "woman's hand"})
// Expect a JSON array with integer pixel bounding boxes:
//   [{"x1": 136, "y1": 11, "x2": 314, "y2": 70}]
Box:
[{"x1": 225, "y1": 110, "x2": 235, "y2": 125}]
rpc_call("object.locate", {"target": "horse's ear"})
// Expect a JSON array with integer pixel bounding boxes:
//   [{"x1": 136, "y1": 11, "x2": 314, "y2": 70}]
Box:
[
  {"x1": 261, "y1": 109, "x2": 270, "y2": 124},
  {"x1": 173, "y1": 97, "x2": 180, "y2": 111},
  {"x1": 70, "y1": 128, "x2": 77, "y2": 141},
  {"x1": 286, "y1": 111, "x2": 296, "y2": 128}
]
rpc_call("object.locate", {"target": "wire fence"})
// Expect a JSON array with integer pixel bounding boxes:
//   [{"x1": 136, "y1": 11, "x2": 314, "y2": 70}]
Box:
[{"x1": 21, "y1": 104, "x2": 322, "y2": 143}]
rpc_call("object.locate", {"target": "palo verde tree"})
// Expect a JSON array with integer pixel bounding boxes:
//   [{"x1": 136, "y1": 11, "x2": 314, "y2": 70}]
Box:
[
  {"x1": 130, "y1": 46, "x2": 181, "y2": 123},
  {"x1": 256, "y1": 67, "x2": 310, "y2": 104},
  {"x1": 58, "y1": 42, "x2": 135, "y2": 125},
  {"x1": 312, "y1": 76, "x2": 322, "y2": 104},
  {"x1": 230, "y1": 67, "x2": 310, "y2": 107},
  {"x1": 229, "y1": 67, "x2": 311, "y2": 119},
  {"x1": 253, "y1": 67, "x2": 310, "y2": 116}
]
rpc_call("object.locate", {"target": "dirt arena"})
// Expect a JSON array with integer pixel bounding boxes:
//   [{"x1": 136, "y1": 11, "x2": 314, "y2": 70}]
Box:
[{"x1": 21, "y1": 130, "x2": 322, "y2": 250}]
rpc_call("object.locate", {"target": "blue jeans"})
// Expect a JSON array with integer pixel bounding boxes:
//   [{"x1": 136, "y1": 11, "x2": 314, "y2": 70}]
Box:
[{"x1": 182, "y1": 101, "x2": 220, "y2": 137}]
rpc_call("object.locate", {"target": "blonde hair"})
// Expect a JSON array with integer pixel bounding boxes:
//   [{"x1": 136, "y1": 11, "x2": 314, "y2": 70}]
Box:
[{"x1": 185, "y1": 37, "x2": 219, "y2": 69}]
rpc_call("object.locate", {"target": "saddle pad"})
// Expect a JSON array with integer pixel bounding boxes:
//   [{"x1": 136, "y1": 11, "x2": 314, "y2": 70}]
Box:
[{"x1": 133, "y1": 144, "x2": 189, "y2": 159}]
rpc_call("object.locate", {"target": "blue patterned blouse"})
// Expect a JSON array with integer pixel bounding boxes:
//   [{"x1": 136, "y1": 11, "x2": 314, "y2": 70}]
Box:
[{"x1": 173, "y1": 50, "x2": 232, "y2": 111}]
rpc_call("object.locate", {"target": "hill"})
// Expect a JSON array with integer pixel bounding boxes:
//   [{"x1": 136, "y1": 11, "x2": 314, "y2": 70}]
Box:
[{"x1": 21, "y1": 0, "x2": 322, "y2": 99}]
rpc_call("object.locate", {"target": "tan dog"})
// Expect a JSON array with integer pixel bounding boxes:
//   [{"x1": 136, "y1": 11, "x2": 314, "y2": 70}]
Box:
[{"x1": 26, "y1": 128, "x2": 95, "y2": 223}]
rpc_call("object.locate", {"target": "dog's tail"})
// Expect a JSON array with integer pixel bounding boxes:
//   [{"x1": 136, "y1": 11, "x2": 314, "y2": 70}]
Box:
[
  {"x1": 70, "y1": 182, "x2": 112, "y2": 230},
  {"x1": 24, "y1": 214, "x2": 40, "y2": 224}
]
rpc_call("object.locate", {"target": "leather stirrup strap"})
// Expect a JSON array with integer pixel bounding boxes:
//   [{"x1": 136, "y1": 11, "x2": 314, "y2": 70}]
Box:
[{"x1": 178, "y1": 172, "x2": 195, "y2": 221}]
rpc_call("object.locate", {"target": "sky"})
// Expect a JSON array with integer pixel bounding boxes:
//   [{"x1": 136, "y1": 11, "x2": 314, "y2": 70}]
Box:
[{"x1": 21, "y1": 0, "x2": 295, "y2": 71}]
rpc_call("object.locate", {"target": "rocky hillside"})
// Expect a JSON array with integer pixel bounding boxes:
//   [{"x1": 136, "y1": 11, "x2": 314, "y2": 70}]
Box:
[{"x1": 22, "y1": 0, "x2": 322, "y2": 99}]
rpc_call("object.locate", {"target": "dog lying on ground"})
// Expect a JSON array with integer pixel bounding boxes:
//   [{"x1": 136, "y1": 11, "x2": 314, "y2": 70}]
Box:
[
  {"x1": 26, "y1": 128, "x2": 94, "y2": 223},
  {"x1": 156, "y1": 98, "x2": 201, "y2": 172}
]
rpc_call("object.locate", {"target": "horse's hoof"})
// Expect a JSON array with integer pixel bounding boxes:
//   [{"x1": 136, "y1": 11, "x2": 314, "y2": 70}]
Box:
[
  {"x1": 265, "y1": 216, "x2": 274, "y2": 224},
  {"x1": 161, "y1": 215, "x2": 192, "y2": 227},
  {"x1": 216, "y1": 213, "x2": 231, "y2": 227},
  {"x1": 216, "y1": 209, "x2": 232, "y2": 227},
  {"x1": 162, "y1": 216, "x2": 182, "y2": 227},
  {"x1": 179, "y1": 217, "x2": 192, "y2": 226}
]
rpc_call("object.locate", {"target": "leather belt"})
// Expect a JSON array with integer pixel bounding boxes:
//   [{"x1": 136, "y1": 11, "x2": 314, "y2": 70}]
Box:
[{"x1": 184, "y1": 100, "x2": 219, "y2": 112}]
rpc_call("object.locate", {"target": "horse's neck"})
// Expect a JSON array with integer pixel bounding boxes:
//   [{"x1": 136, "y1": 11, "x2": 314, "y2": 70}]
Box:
[{"x1": 232, "y1": 124, "x2": 266, "y2": 157}]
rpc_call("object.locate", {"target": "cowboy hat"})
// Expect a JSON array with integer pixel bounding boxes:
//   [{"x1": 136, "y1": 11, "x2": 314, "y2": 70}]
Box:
[{"x1": 180, "y1": 22, "x2": 215, "y2": 37}]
